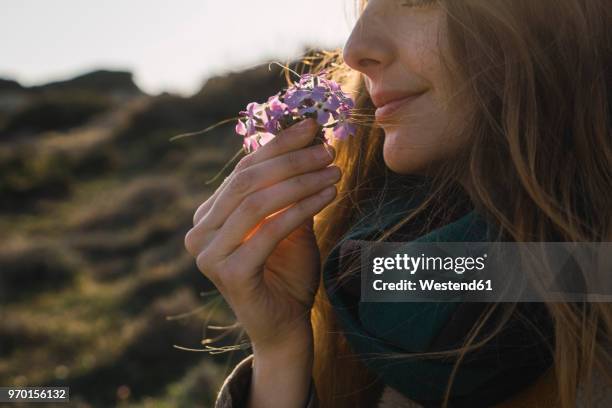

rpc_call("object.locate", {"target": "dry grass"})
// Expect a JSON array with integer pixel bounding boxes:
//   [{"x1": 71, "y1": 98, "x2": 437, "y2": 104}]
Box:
[{"x1": 0, "y1": 62, "x2": 291, "y2": 406}]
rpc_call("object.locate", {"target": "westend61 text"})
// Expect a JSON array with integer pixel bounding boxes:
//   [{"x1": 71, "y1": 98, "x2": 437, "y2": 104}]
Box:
[{"x1": 373, "y1": 279, "x2": 493, "y2": 292}]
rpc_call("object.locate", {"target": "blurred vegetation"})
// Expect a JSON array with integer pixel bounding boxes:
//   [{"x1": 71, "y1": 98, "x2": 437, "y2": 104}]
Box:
[
  {"x1": 0, "y1": 65, "x2": 292, "y2": 407},
  {"x1": 0, "y1": 92, "x2": 113, "y2": 137}
]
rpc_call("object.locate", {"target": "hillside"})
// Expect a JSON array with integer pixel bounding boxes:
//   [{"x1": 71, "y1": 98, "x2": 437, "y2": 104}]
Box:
[{"x1": 0, "y1": 64, "x2": 292, "y2": 407}]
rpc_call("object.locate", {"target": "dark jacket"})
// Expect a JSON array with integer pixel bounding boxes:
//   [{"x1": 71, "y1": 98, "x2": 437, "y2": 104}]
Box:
[{"x1": 213, "y1": 354, "x2": 611, "y2": 407}]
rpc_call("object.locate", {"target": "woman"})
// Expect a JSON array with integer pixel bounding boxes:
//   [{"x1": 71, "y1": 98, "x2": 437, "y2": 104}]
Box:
[{"x1": 184, "y1": 0, "x2": 611, "y2": 406}]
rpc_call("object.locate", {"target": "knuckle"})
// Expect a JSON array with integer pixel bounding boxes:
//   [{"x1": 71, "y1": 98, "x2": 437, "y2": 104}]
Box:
[
  {"x1": 184, "y1": 228, "x2": 198, "y2": 255},
  {"x1": 196, "y1": 213, "x2": 213, "y2": 231},
  {"x1": 185, "y1": 224, "x2": 215, "y2": 256},
  {"x1": 196, "y1": 250, "x2": 217, "y2": 279},
  {"x1": 192, "y1": 211, "x2": 200, "y2": 226},
  {"x1": 228, "y1": 170, "x2": 252, "y2": 195},
  {"x1": 193, "y1": 201, "x2": 209, "y2": 225},
  {"x1": 234, "y1": 155, "x2": 254, "y2": 172}
]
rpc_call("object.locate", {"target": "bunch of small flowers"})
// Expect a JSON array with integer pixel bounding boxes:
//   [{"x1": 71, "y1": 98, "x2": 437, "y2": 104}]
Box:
[{"x1": 235, "y1": 72, "x2": 356, "y2": 152}]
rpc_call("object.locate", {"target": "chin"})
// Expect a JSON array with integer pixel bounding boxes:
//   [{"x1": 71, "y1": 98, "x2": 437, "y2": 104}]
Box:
[{"x1": 382, "y1": 128, "x2": 431, "y2": 175}]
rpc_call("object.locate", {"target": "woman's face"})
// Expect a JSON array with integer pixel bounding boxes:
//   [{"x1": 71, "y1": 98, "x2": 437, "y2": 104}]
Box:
[{"x1": 343, "y1": 0, "x2": 470, "y2": 174}]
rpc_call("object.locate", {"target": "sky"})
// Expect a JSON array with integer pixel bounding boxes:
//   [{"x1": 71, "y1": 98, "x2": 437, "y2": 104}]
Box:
[{"x1": 0, "y1": 1, "x2": 357, "y2": 96}]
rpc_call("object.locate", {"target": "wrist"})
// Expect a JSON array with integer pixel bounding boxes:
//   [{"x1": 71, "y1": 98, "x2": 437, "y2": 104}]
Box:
[
  {"x1": 252, "y1": 321, "x2": 314, "y2": 365},
  {"x1": 249, "y1": 337, "x2": 313, "y2": 408}
]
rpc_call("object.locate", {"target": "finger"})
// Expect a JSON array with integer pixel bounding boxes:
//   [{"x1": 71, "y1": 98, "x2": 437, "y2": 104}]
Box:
[
  {"x1": 229, "y1": 185, "x2": 337, "y2": 271},
  {"x1": 193, "y1": 119, "x2": 328, "y2": 226},
  {"x1": 192, "y1": 175, "x2": 233, "y2": 226},
  {"x1": 195, "y1": 142, "x2": 336, "y2": 230},
  {"x1": 207, "y1": 166, "x2": 341, "y2": 257},
  {"x1": 184, "y1": 224, "x2": 218, "y2": 258},
  {"x1": 242, "y1": 118, "x2": 320, "y2": 168}
]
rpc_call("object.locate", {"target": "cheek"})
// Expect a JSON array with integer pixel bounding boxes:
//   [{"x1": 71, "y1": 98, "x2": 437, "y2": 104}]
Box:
[{"x1": 382, "y1": 13, "x2": 462, "y2": 174}]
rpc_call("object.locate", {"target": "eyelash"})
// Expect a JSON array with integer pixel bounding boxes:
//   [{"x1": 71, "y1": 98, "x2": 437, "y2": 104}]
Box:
[{"x1": 400, "y1": 0, "x2": 436, "y2": 7}]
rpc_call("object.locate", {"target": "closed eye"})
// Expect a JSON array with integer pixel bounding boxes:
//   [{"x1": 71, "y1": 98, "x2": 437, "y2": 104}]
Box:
[{"x1": 400, "y1": 0, "x2": 437, "y2": 8}]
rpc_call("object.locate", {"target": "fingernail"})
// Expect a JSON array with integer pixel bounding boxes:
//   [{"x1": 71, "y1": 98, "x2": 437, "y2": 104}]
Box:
[{"x1": 323, "y1": 166, "x2": 341, "y2": 182}]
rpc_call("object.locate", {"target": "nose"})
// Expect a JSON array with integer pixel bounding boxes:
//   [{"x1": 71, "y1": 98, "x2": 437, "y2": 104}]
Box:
[{"x1": 342, "y1": 4, "x2": 395, "y2": 79}]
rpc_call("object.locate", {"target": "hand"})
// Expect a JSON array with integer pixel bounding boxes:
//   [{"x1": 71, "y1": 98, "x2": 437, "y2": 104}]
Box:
[{"x1": 184, "y1": 118, "x2": 339, "y2": 355}]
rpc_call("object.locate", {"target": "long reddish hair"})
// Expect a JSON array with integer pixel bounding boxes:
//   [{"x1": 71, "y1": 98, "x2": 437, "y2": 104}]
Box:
[{"x1": 310, "y1": 0, "x2": 612, "y2": 407}]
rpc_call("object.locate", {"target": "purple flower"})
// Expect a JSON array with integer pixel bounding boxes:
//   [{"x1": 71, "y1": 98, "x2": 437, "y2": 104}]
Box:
[
  {"x1": 235, "y1": 71, "x2": 356, "y2": 151},
  {"x1": 283, "y1": 88, "x2": 310, "y2": 110},
  {"x1": 266, "y1": 94, "x2": 287, "y2": 121},
  {"x1": 235, "y1": 120, "x2": 247, "y2": 135},
  {"x1": 309, "y1": 86, "x2": 328, "y2": 103},
  {"x1": 332, "y1": 105, "x2": 356, "y2": 139},
  {"x1": 297, "y1": 73, "x2": 314, "y2": 87},
  {"x1": 235, "y1": 116, "x2": 257, "y2": 137},
  {"x1": 242, "y1": 134, "x2": 259, "y2": 152},
  {"x1": 298, "y1": 94, "x2": 341, "y2": 125},
  {"x1": 339, "y1": 94, "x2": 354, "y2": 109},
  {"x1": 333, "y1": 121, "x2": 357, "y2": 140},
  {"x1": 243, "y1": 132, "x2": 275, "y2": 153},
  {"x1": 236, "y1": 102, "x2": 267, "y2": 137}
]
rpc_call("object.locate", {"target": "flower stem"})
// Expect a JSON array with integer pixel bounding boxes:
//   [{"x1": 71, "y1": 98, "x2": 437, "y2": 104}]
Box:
[
  {"x1": 169, "y1": 117, "x2": 240, "y2": 142},
  {"x1": 204, "y1": 147, "x2": 245, "y2": 185}
]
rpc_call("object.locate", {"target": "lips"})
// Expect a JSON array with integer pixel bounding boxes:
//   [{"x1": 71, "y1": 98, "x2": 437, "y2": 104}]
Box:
[{"x1": 372, "y1": 90, "x2": 426, "y2": 121}]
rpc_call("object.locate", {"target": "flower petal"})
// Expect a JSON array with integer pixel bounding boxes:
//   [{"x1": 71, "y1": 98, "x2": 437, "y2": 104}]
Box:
[
  {"x1": 235, "y1": 120, "x2": 247, "y2": 135},
  {"x1": 317, "y1": 110, "x2": 331, "y2": 125}
]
